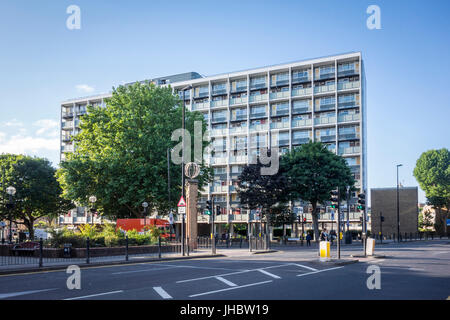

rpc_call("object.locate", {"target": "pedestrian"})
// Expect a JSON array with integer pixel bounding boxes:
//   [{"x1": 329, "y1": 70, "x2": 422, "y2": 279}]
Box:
[
  {"x1": 306, "y1": 233, "x2": 311, "y2": 246},
  {"x1": 320, "y1": 228, "x2": 329, "y2": 242}
]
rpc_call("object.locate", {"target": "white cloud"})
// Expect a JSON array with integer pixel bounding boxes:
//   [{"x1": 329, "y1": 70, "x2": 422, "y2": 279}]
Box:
[
  {"x1": 2, "y1": 119, "x2": 23, "y2": 127},
  {"x1": 33, "y1": 119, "x2": 59, "y2": 137},
  {"x1": 76, "y1": 84, "x2": 95, "y2": 93}
]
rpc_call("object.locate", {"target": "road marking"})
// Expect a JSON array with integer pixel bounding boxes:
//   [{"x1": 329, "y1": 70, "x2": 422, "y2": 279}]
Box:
[
  {"x1": 64, "y1": 290, "x2": 124, "y2": 300},
  {"x1": 296, "y1": 266, "x2": 344, "y2": 277},
  {"x1": 153, "y1": 286, "x2": 173, "y2": 299},
  {"x1": 409, "y1": 268, "x2": 425, "y2": 271},
  {"x1": 291, "y1": 263, "x2": 319, "y2": 272},
  {"x1": 189, "y1": 280, "x2": 273, "y2": 297},
  {"x1": 111, "y1": 266, "x2": 178, "y2": 275},
  {"x1": 215, "y1": 276, "x2": 238, "y2": 287},
  {"x1": 258, "y1": 269, "x2": 281, "y2": 279},
  {"x1": 149, "y1": 263, "x2": 239, "y2": 272},
  {"x1": 0, "y1": 288, "x2": 57, "y2": 299}
]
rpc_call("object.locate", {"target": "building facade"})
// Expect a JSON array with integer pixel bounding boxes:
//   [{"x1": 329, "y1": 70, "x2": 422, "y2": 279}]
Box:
[{"x1": 60, "y1": 52, "x2": 367, "y2": 235}]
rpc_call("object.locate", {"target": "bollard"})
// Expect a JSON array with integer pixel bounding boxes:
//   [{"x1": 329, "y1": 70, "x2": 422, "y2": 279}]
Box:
[
  {"x1": 39, "y1": 238, "x2": 43, "y2": 268},
  {"x1": 187, "y1": 237, "x2": 190, "y2": 256},
  {"x1": 158, "y1": 235, "x2": 162, "y2": 259},
  {"x1": 125, "y1": 236, "x2": 129, "y2": 261},
  {"x1": 240, "y1": 238, "x2": 243, "y2": 248},
  {"x1": 86, "y1": 237, "x2": 90, "y2": 264},
  {"x1": 319, "y1": 241, "x2": 330, "y2": 261},
  {"x1": 249, "y1": 235, "x2": 252, "y2": 252}
]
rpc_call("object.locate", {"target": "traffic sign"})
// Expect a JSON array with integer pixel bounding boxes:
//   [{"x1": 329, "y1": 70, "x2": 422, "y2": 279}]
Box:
[
  {"x1": 177, "y1": 196, "x2": 186, "y2": 207},
  {"x1": 178, "y1": 206, "x2": 186, "y2": 214}
]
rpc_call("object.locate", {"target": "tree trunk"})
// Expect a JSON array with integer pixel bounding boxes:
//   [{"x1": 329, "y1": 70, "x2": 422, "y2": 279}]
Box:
[{"x1": 311, "y1": 202, "x2": 320, "y2": 242}]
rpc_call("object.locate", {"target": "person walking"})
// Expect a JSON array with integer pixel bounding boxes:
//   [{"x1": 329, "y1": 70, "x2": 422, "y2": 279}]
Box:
[{"x1": 306, "y1": 233, "x2": 312, "y2": 246}]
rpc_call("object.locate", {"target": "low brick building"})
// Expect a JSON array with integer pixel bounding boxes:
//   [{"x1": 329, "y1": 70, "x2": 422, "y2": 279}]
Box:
[{"x1": 370, "y1": 187, "x2": 418, "y2": 237}]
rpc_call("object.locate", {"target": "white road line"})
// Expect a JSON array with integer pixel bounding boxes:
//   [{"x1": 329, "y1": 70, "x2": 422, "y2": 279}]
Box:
[
  {"x1": 291, "y1": 263, "x2": 319, "y2": 272},
  {"x1": 296, "y1": 266, "x2": 344, "y2": 277},
  {"x1": 0, "y1": 288, "x2": 57, "y2": 299},
  {"x1": 258, "y1": 269, "x2": 281, "y2": 279},
  {"x1": 189, "y1": 280, "x2": 273, "y2": 298},
  {"x1": 111, "y1": 266, "x2": 178, "y2": 275},
  {"x1": 153, "y1": 286, "x2": 173, "y2": 299},
  {"x1": 215, "y1": 276, "x2": 238, "y2": 287},
  {"x1": 64, "y1": 290, "x2": 124, "y2": 300},
  {"x1": 149, "y1": 263, "x2": 239, "y2": 272}
]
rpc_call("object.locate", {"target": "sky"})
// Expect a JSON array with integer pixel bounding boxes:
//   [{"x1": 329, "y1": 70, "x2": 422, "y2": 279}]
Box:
[{"x1": 0, "y1": 0, "x2": 449, "y2": 205}]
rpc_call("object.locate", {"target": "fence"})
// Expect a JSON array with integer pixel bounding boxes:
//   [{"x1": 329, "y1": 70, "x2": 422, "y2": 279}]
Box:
[{"x1": 0, "y1": 236, "x2": 182, "y2": 268}]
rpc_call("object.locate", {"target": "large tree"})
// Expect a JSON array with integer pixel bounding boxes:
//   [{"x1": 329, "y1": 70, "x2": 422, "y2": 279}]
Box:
[
  {"x1": 0, "y1": 154, "x2": 71, "y2": 239},
  {"x1": 57, "y1": 82, "x2": 211, "y2": 219},
  {"x1": 280, "y1": 142, "x2": 355, "y2": 242},
  {"x1": 413, "y1": 148, "x2": 450, "y2": 235}
]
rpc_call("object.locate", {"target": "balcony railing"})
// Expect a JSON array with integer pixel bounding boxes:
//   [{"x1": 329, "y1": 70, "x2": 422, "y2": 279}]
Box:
[
  {"x1": 338, "y1": 68, "x2": 358, "y2": 77},
  {"x1": 212, "y1": 157, "x2": 227, "y2": 164},
  {"x1": 339, "y1": 132, "x2": 360, "y2": 140},
  {"x1": 230, "y1": 114, "x2": 247, "y2": 122},
  {"x1": 271, "y1": 108, "x2": 289, "y2": 117},
  {"x1": 250, "y1": 112, "x2": 267, "y2": 119},
  {"x1": 192, "y1": 101, "x2": 209, "y2": 110},
  {"x1": 249, "y1": 124, "x2": 268, "y2": 131},
  {"x1": 270, "y1": 121, "x2": 290, "y2": 130},
  {"x1": 230, "y1": 97, "x2": 248, "y2": 105},
  {"x1": 292, "y1": 137, "x2": 310, "y2": 145},
  {"x1": 314, "y1": 116, "x2": 336, "y2": 125},
  {"x1": 249, "y1": 94, "x2": 268, "y2": 103},
  {"x1": 212, "y1": 89, "x2": 227, "y2": 96},
  {"x1": 338, "y1": 113, "x2": 360, "y2": 123},
  {"x1": 229, "y1": 126, "x2": 247, "y2": 134},
  {"x1": 292, "y1": 87, "x2": 312, "y2": 97},
  {"x1": 230, "y1": 86, "x2": 247, "y2": 93},
  {"x1": 194, "y1": 91, "x2": 209, "y2": 99},
  {"x1": 210, "y1": 128, "x2": 228, "y2": 136},
  {"x1": 61, "y1": 145, "x2": 74, "y2": 152},
  {"x1": 338, "y1": 81, "x2": 360, "y2": 91},
  {"x1": 62, "y1": 111, "x2": 74, "y2": 118},
  {"x1": 211, "y1": 117, "x2": 228, "y2": 123},
  {"x1": 315, "y1": 103, "x2": 335, "y2": 112},
  {"x1": 269, "y1": 91, "x2": 290, "y2": 100},
  {"x1": 250, "y1": 82, "x2": 267, "y2": 90},
  {"x1": 213, "y1": 186, "x2": 228, "y2": 193},
  {"x1": 62, "y1": 122, "x2": 74, "y2": 129},
  {"x1": 291, "y1": 119, "x2": 312, "y2": 127},
  {"x1": 271, "y1": 79, "x2": 289, "y2": 87},
  {"x1": 315, "y1": 72, "x2": 335, "y2": 80},
  {"x1": 338, "y1": 146, "x2": 361, "y2": 155},
  {"x1": 338, "y1": 101, "x2": 359, "y2": 109},
  {"x1": 211, "y1": 99, "x2": 227, "y2": 108},
  {"x1": 314, "y1": 84, "x2": 335, "y2": 94},
  {"x1": 230, "y1": 155, "x2": 248, "y2": 163},
  {"x1": 292, "y1": 106, "x2": 312, "y2": 114},
  {"x1": 292, "y1": 76, "x2": 310, "y2": 84},
  {"x1": 316, "y1": 135, "x2": 335, "y2": 143}
]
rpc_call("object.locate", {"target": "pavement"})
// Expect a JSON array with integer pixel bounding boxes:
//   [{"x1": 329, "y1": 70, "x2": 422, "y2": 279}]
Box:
[{"x1": 0, "y1": 240, "x2": 448, "y2": 300}]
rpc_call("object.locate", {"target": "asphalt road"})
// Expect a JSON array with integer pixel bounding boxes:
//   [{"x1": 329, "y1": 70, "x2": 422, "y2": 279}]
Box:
[{"x1": 0, "y1": 240, "x2": 448, "y2": 300}]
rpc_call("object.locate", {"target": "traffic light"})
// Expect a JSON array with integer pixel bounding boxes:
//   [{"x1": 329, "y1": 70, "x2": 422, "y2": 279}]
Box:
[
  {"x1": 330, "y1": 189, "x2": 339, "y2": 209},
  {"x1": 205, "y1": 200, "x2": 212, "y2": 215},
  {"x1": 357, "y1": 193, "x2": 366, "y2": 211},
  {"x1": 303, "y1": 217, "x2": 306, "y2": 223},
  {"x1": 216, "y1": 205, "x2": 221, "y2": 215}
]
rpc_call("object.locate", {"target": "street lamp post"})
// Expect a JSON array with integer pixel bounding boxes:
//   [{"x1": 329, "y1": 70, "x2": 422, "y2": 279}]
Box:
[
  {"x1": 6, "y1": 186, "x2": 16, "y2": 244},
  {"x1": 396, "y1": 164, "x2": 403, "y2": 243},
  {"x1": 181, "y1": 85, "x2": 192, "y2": 256},
  {"x1": 89, "y1": 195, "x2": 97, "y2": 226}
]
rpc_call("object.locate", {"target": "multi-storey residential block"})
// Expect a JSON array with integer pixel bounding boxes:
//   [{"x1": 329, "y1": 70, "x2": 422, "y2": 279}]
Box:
[{"x1": 60, "y1": 53, "x2": 367, "y2": 237}]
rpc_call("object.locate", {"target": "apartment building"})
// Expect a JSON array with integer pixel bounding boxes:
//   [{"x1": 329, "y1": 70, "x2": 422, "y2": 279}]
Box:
[{"x1": 60, "y1": 52, "x2": 367, "y2": 235}]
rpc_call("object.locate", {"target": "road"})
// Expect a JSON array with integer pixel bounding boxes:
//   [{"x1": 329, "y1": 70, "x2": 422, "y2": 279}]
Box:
[{"x1": 0, "y1": 240, "x2": 448, "y2": 300}]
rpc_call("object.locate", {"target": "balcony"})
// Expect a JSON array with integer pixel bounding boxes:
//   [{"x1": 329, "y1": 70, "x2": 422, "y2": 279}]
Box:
[
  {"x1": 338, "y1": 81, "x2": 360, "y2": 91},
  {"x1": 292, "y1": 105, "x2": 312, "y2": 114},
  {"x1": 210, "y1": 128, "x2": 228, "y2": 136},
  {"x1": 211, "y1": 116, "x2": 227, "y2": 124},
  {"x1": 230, "y1": 214, "x2": 249, "y2": 222},
  {"x1": 75, "y1": 120, "x2": 81, "y2": 127},
  {"x1": 269, "y1": 91, "x2": 290, "y2": 100},
  {"x1": 292, "y1": 137, "x2": 310, "y2": 145},
  {"x1": 249, "y1": 124, "x2": 268, "y2": 132},
  {"x1": 61, "y1": 121, "x2": 74, "y2": 130},
  {"x1": 292, "y1": 87, "x2": 312, "y2": 97},
  {"x1": 230, "y1": 96, "x2": 247, "y2": 106},
  {"x1": 314, "y1": 84, "x2": 335, "y2": 94},
  {"x1": 213, "y1": 186, "x2": 228, "y2": 193},
  {"x1": 62, "y1": 111, "x2": 73, "y2": 118},
  {"x1": 314, "y1": 116, "x2": 336, "y2": 125},
  {"x1": 292, "y1": 75, "x2": 310, "y2": 84},
  {"x1": 192, "y1": 101, "x2": 209, "y2": 111},
  {"x1": 194, "y1": 91, "x2": 209, "y2": 99},
  {"x1": 250, "y1": 82, "x2": 267, "y2": 90},
  {"x1": 338, "y1": 146, "x2": 361, "y2": 155},
  {"x1": 315, "y1": 71, "x2": 335, "y2": 80},
  {"x1": 211, "y1": 99, "x2": 227, "y2": 108},
  {"x1": 230, "y1": 155, "x2": 248, "y2": 163},
  {"x1": 229, "y1": 126, "x2": 247, "y2": 134},
  {"x1": 315, "y1": 103, "x2": 335, "y2": 112},
  {"x1": 250, "y1": 112, "x2": 267, "y2": 120},
  {"x1": 276, "y1": 139, "x2": 290, "y2": 147},
  {"x1": 249, "y1": 94, "x2": 268, "y2": 103},
  {"x1": 338, "y1": 67, "x2": 358, "y2": 77},
  {"x1": 316, "y1": 135, "x2": 335, "y2": 143},
  {"x1": 211, "y1": 88, "x2": 227, "y2": 96},
  {"x1": 291, "y1": 119, "x2": 312, "y2": 128},
  {"x1": 76, "y1": 109, "x2": 87, "y2": 116},
  {"x1": 339, "y1": 132, "x2": 360, "y2": 140},
  {"x1": 271, "y1": 79, "x2": 289, "y2": 87},
  {"x1": 61, "y1": 145, "x2": 74, "y2": 152},
  {"x1": 338, "y1": 113, "x2": 360, "y2": 123},
  {"x1": 212, "y1": 157, "x2": 227, "y2": 165},
  {"x1": 271, "y1": 108, "x2": 289, "y2": 117},
  {"x1": 230, "y1": 86, "x2": 247, "y2": 94},
  {"x1": 338, "y1": 100, "x2": 359, "y2": 110},
  {"x1": 270, "y1": 121, "x2": 290, "y2": 130}
]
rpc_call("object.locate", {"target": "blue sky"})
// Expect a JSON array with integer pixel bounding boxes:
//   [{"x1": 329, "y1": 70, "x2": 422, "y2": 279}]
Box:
[{"x1": 0, "y1": 0, "x2": 449, "y2": 204}]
